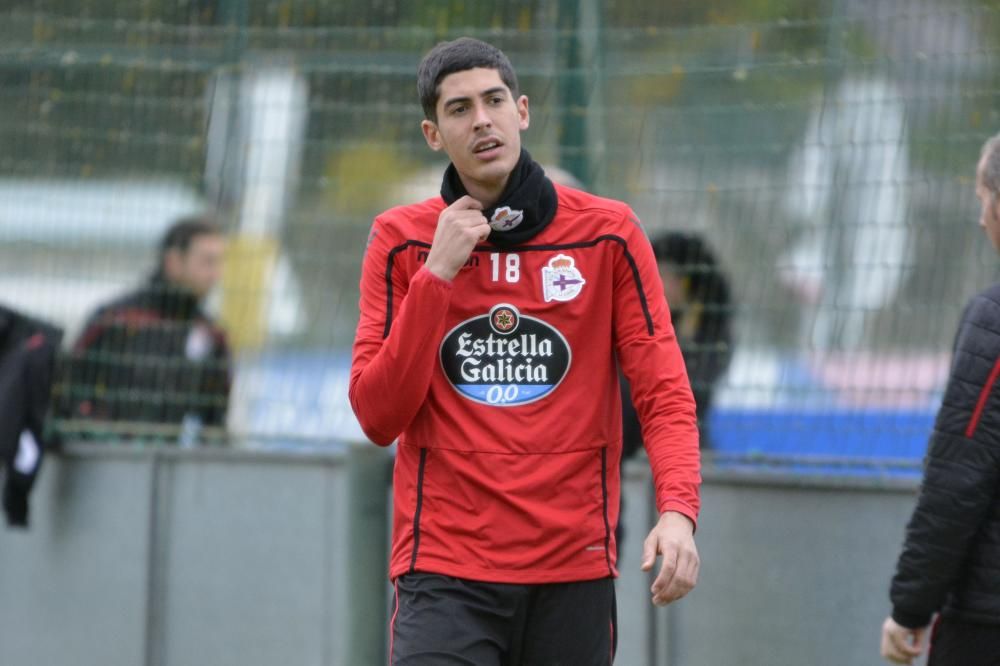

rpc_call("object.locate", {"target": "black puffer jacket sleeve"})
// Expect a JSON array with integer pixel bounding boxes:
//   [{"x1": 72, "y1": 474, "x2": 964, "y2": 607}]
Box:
[
  {"x1": 0, "y1": 307, "x2": 62, "y2": 527},
  {"x1": 890, "y1": 287, "x2": 1000, "y2": 629}
]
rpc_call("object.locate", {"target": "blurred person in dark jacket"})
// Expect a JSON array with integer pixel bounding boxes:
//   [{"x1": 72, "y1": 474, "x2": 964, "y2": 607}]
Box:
[
  {"x1": 617, "y1": 231, "x2": 732, "y2": 550},
  {"x1": 621, "y1": 231, "x2": 733, "y2": 459},
  {"x1": 881, "y1": 131, "x2": 1000, "y2": 665},
  {"x1": 62, "y1": 216, "x2": 231, "y2": 443},
  {"x1": 0, "y1": 305, "x2": 61, "y2": 527}
]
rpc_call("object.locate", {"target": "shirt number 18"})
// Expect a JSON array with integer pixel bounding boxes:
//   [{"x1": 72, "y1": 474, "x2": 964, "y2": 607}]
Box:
[{"x1": 490, "y1": 253, "x2": 521, "y2": 283}]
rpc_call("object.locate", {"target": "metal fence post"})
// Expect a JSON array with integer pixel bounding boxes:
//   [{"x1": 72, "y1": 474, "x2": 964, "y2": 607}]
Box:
[{"x1": 345, "y1": 441, "x2": 392, "y2": 665}]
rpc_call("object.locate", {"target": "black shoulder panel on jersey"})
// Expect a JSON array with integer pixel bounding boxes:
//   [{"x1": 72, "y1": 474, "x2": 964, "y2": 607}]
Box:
[
  {"x1": 382, "y1": 235, "x2": 654, "y2": 338},
  {"x1": 383, "y1": 240, "x2": 432, "y2": 339}
]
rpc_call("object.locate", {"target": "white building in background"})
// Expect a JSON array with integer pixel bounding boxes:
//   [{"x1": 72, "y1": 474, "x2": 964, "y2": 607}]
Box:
[
  {"x1": 0, "y1": 179, "x2": 203, "y2": 342},
  {"x1": 0, "y1": 62, "x2": 311, "y2": 346},
  {"x1": 780, "y1": 75, "x2": 912, "y2": 352},
  {"x1": 0, "y1": 178, "x2": 304, "y2": 345}
]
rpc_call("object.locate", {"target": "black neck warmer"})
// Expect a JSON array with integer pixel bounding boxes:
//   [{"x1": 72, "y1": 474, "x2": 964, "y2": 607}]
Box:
[{"x1": 440, "y1": 148, "x2": 558, "y2": 248}]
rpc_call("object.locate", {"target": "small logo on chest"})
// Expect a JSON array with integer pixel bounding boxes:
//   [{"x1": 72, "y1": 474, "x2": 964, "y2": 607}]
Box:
[
  {"x1": 542, "y1": 254, "x2": 586, "y2": 302},
  {"x1": 489, "y1": 206, "x2": 524, "y2": 231}
]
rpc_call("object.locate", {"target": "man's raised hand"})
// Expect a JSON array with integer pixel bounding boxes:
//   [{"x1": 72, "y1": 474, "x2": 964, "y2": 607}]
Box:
[{"x1": 424, "y1": 196, "x2": 491, "y2": 281}]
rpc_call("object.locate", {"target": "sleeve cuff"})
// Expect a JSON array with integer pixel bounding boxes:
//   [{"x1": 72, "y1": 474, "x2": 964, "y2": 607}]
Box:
[
  {"x1": 657, "y1": 499, "x2": 699, "y2": 532},
  {"x1": 416, "y1": 265, "x2": 455, "y2": 288},
  {"x1": 891, "y1": 608, "x2": 932, "y2": 630}
]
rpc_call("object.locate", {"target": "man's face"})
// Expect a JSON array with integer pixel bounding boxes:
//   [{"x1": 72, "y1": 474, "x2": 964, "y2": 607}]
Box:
[
  {"x1": 421, "y1": 67, "x2": 530, "y2": 197},
  {"x1": 165, "y1": 233, "x2": 225, "y2": 300},
  {"x1": 659, "y1": 262, "x2": 688, "y2": 311},
  {"x1": 976, "y1": 154, "x2": 1000, "y2": 253}
]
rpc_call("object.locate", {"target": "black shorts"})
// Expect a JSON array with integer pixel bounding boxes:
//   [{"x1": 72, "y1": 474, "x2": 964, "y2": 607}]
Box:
[
  {"x1": 928, "y1": 616, "x2": 1000, "y2": 666},
  {"x1": 389, "y1": 573, "x2": 617, "y2": 666}
]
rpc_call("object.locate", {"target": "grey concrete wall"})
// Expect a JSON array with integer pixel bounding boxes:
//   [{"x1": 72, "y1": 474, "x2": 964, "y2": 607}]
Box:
[
  {"x1": 0, "y1": 444, "x2": 391, "y2": 666},
  {"x1": 0, "y1": 447, "x2": 923, "y2": 666},
  {"x1": 614, "y1": 467, "x2": 923, "y2": 666},
  {"x1": 0, "y1": 453, "x2": 153, "y2": 666},
  {"x1": 671, "y1": 472, "x2": 923, "y2": 666}
]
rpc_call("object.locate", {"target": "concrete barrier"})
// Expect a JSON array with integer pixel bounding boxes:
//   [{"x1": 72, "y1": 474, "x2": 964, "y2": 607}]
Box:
[
  {"x1": 0, "y1": 444, "x2": 390, "y2": 666},
  {"x1": 0, "y1": 446, "x2": 922, "y2": 666}
]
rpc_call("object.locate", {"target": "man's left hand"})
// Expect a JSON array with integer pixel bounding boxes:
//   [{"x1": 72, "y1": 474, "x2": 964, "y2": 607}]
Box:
[
  {"x1": 879, "y1": 616, "x2": 926, "y2": 664},
  {"x1": 641, "y1": 511, "x2": 699, "y2": 606}
]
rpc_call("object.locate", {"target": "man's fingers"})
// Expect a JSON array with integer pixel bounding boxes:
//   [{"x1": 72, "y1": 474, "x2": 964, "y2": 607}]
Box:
[
  {"x1": 439, "y1": 209, "x2": 490, "y2": 243},
  {"x1": 910, "y1": 626, "x2": 927, "y2": 654},
  {"x1": 640, "y1": 534, "x2": 657, "y2": 571},
  {"x1": 447, "y1": 209, "x2": 488, "y2": 224},
  {"x1": 676, "y1": 549, "x2": 699, "y2": 591},
  {"x1": 643, "y1": 515, "x2": 699, "y2": 606},
  {"x1": 451, "y1": 195, "x2": 484, "y2": 211},
  {"x1": 656, "y1": 548, "x2": 698, "y2": 605},
  {"x1": 425, "y1": 200, "x2": 491, "y2": 280},
  {"x1": 880, "y1": 618, "x2": 921, "y2": 664},
  {"x1": 882, "y1": 627, "x2": 918, "y2": 664},
  {"x1": 883, "y1": 642, "x2": 911, "y2": 664},
  {"x1": 651, "y1": 542, "x2": 678, "y2": 604},
  {"x1": 447, "y1": 209, "x2": 489, "y2": 230},
  {"x1": 881, "y1": 646, "x2": 909, "y2": 666},
  {"x1": 890, "y1": 629, "x2": 921, "y2": 657}
]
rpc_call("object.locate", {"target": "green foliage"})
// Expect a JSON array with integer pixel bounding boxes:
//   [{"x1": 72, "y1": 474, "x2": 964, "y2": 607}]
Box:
[{"x1": 322, "y1": 141, "x2": 420, "y2": 216}]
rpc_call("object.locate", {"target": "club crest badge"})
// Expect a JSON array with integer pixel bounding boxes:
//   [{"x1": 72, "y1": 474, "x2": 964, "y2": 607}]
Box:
[
  {"x1": 489, "y1": 206, "x2": 524, "y2": 231},
  {"x1": 542, "y1": 254, "x2": 586, "y2": 302}
]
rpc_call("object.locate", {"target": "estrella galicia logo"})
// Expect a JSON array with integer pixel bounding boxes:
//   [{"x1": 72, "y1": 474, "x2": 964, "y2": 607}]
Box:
[{"x1": 440, "y1": 303, "x2": 571, "y2": 406}]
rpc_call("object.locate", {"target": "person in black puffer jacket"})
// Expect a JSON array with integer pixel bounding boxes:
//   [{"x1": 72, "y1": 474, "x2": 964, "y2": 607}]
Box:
[{"x1": 881, "y1": 131, "x2": 1000, "y2": 665}]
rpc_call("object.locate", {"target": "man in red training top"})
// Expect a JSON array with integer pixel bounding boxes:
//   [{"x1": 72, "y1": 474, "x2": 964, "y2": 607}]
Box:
[{"x1": 350, "y1": 37, "x2": 700, "y2": 665}]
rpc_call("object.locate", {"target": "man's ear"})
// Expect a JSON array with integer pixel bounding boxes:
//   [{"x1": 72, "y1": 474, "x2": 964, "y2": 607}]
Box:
[
  {"x1": 517, "y1": 95, "x2": 530, "y2": 131},
  {"x1": 162, "y1": 248, "x2": 183, "y2": 281},
  {"x1": 421, "y1": 119, "x2": 443, "y2": 151}
]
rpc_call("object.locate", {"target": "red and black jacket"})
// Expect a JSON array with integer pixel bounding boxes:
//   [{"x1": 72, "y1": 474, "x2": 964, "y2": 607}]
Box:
[
  {"x1": 350, "y1": 184, "x2": 700, "y2": 584},
  {"x1": 62, "y1": 277, "x2": 231, "y2": 429},
  {"x1": 891, "y1": 283, "x2": 1000, "y2": 627}
]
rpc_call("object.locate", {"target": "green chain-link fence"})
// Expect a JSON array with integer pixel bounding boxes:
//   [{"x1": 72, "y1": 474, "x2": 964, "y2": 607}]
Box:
[{"x1": 1, "y1": 0, "x2": 999, "y2": 466}]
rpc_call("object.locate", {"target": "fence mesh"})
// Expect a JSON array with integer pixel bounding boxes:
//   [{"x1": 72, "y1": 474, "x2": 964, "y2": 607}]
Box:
[{"x1": 1, "y1": 0, "x2": 999, "y2": 465}]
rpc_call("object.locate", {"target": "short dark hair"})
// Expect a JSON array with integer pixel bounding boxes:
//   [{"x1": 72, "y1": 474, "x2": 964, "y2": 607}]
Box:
[
  {"x1": 417, "y1": 37, "x2": 519, "y2": 122},
  {"x1": 981, "y1": 132, "x2": 1000, "y2": 200},
  {"x1": 650, "y1": 231, "x2": 730, "y2": 305},
  {"x1": 158, "y1": 214, "x2": 222, "y2": 267}
]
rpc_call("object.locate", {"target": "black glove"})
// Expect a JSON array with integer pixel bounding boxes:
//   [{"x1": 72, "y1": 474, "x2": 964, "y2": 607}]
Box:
[{"x1": 3, "y1": 476, "x2": 30, "y2": 528}]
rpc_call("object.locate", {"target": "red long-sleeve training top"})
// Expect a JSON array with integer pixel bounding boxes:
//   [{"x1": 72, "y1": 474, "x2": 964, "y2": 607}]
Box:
[{"x1": 350, "y1": 184, "x2": 700, "y2": 583}]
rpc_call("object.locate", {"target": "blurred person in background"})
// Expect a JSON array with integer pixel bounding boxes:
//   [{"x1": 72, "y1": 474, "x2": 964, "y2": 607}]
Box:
[
  {"x1": 61, "y1": 215, "x2": 231, "y2": 444},
  {"x1": 621, "y1": 231, "x2": 733, "y2": 456},
  {"x1": 880, "y1": 131, "x2": 1000, "y2": 665},
  {"x1": 617, "y1": 231, "x2": 732, "y2": 550},
  {"x1": 350, "y1": 37, "x2": 700, "y2": 665}
]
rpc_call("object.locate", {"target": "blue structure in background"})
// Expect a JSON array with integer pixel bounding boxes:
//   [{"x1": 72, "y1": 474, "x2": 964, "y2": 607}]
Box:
[
  {"x1": 706, "y1": 352, "x2": 940, "y2": 477},
  {"x1": 709, "y1": 409, "x2": 934, "y2": 478},
  {"x1": 235, "y1": 351, "x2": 938, "y2": 477}
]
